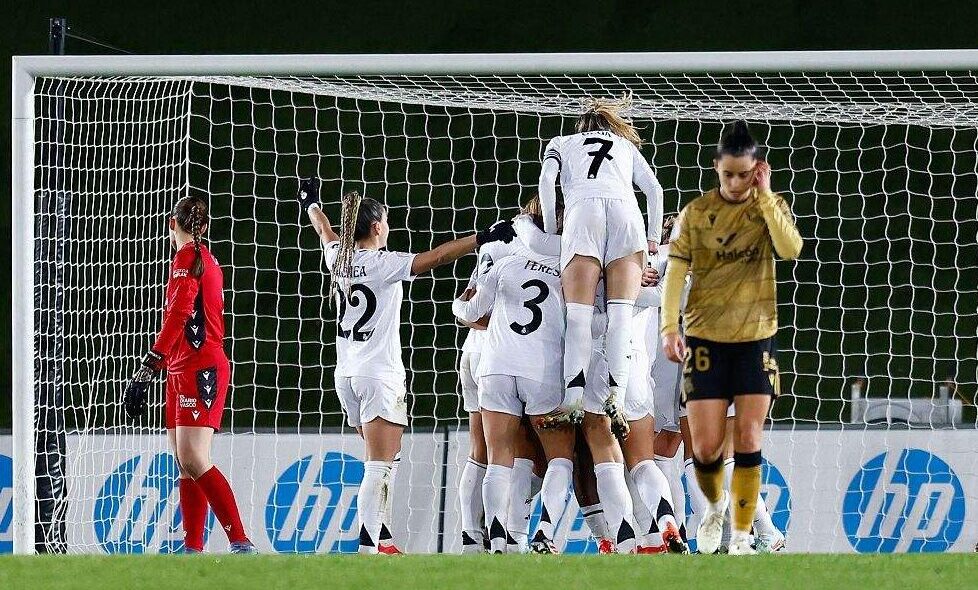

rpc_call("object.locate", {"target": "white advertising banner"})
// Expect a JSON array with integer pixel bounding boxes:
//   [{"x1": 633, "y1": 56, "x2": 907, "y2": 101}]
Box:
[{"x1": 1, "y1": 429, "x2": 976, "y2": 554}]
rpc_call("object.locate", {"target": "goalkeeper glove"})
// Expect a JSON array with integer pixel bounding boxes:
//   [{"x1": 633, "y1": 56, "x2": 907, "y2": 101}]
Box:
[
  {"x1": 123, "y1": 350, "x2": 164, "y2": 419},
  {"x1": 298, "y1": 176, "x2": 321, "y2": 211},
  {"x1": 476, "y1": 219, "x2": 517, "y2": 247}
]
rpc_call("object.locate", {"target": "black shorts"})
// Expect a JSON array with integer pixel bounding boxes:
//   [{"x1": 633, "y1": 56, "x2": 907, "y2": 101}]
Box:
[{"x1": 680, "y1": 336, "x2": 780, "y2": 407}]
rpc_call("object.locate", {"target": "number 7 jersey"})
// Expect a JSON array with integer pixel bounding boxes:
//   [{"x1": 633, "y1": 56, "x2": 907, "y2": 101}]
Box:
[
  {"x1": 324, "y1": 242, "x2": 416, "y2": 381},
  {"x1": 452, "y1": 254, "x2": 564, "y2": 386}
]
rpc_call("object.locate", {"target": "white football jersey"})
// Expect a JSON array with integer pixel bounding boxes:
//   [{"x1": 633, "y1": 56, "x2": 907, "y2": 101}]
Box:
[
  {"x1": 453, "y1": 254, "x2": 564, "y2": 385},
  {"x1": 459, "y1": 216, "x2": 558, "y2": 354},
  {"x1": 544, "y1": 130, "x2": 654, "y2": 206},
  {"x1": 324, "y1": 242, "x2": 416, "y2": 381}
]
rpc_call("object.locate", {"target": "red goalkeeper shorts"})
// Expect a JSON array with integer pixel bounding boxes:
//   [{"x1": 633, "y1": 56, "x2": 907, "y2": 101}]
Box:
[{"x1": 165, "y1": 359, "x2": 230, "y2": 431}]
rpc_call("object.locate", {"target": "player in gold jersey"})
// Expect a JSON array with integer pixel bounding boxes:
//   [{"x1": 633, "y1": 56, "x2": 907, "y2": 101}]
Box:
[{"x1": 659, "y1": 121, "x2": 802, "y2": 555}]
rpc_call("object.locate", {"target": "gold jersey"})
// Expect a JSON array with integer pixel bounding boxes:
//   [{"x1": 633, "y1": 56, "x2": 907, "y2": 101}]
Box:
[{"x1": 668, "y1": 187, "x2": 799, "y2": 343}]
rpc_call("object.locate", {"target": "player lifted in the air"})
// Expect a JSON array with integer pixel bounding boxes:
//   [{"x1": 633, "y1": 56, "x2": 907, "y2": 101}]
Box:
[
  {"x1": 538, "y1": 96, "x2": 664, "y2": 437},
  {"x1": 123, "y1": 196, "x2": 256, "y2": 554},
  {"x1": 660, "y1": 121, "x2": 801, "y2": 555},
  {"x1": 298, "y1": 177, "x2": 516, "y2": 554}
]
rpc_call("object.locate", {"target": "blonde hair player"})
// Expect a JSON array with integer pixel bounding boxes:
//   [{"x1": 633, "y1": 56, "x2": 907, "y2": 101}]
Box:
[
  {"x1": 660, "y1": 121, "x2": 802, "y2": 555},
  {"x1": 538, "y1": 96, "x2": 664, "y2": 439},
  {"x1": 297, "y1": 177, "x2": 516, "y2": 554}
]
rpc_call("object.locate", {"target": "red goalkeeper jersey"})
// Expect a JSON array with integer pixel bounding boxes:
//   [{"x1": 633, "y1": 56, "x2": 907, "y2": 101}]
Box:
[{"x1": 152, "y1": 242, "x2": 227, "y2": 374}]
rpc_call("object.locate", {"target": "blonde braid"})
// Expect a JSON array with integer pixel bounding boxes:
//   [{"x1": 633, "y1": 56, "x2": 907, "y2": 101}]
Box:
[
  {"x1": 585, "y1": 93, "x2": 642, "y2": 148},
  {"x1": 329, "y1": 191, "x2": 363, "y2": 303}
]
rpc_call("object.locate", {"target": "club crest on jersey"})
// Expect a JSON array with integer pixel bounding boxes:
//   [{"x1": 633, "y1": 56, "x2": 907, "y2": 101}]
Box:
[{"x1": 196, "y1": 367, "x2": 218, "y2": 409}]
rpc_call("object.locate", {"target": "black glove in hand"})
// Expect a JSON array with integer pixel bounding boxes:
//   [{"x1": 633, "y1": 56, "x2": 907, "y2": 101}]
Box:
[
  {"x1": 298, "y1": 177, "x2": 321, "y2": 211},
  {"x1": 123, "y1": 350, "x2": 163, "y2": 420},
  {"x1": 476, "y1": 219, "x2": 517, "y2": 246}
]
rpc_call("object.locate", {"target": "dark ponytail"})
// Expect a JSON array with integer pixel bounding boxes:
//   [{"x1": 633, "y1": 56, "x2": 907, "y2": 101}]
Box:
[
  {"x1": 716, "y1": 120, "x2": 759, "y2": 159},
  {"x1": 172, "y1": 196, "x2": 209, "y2": 278}
]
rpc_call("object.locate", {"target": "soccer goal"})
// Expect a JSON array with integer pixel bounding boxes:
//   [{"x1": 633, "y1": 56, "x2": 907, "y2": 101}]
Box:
[{"x1": 11, "y1": 51, "x2": 978, "y2": 555}]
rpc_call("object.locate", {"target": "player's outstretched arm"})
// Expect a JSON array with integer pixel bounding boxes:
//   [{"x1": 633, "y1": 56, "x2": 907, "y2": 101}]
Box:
[
  {"x1": 297, "y1": 176, "x2": 340, "y2": 245},
  {"x1": 410, "y1": 220, "x2": 516, "y2": 276}
]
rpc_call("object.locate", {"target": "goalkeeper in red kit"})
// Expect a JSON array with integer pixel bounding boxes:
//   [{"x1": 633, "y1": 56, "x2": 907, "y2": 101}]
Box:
[{"x1": 123, "y1": 196, "x2": 256, "y2": 554}]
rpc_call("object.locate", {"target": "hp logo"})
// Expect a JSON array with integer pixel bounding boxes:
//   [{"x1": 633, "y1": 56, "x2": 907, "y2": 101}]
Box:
[
  {"x1": 94, "y1": 452, "x2": 211, "y2": 553},
  {"x1": 844, "y1": 448, "x2": 965, "y2": 553},
  {"x1": 265, "y1": 452, "x2": 363, "y2": 553},
  {"x1": 1, "y1": 454, "x2": 12, "y2": 553},
  {"x1": 527, "y1": 493, "x2": 596, "y2": 554}
]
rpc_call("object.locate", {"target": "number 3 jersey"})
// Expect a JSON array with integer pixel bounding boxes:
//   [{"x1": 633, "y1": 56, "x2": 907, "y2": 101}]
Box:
[
  {"x1": 452, "y1": 253, "x2": 564, "y2": 386},
  {"x1": 324, "y1": 242, "x2": 416, "y2": 381}
]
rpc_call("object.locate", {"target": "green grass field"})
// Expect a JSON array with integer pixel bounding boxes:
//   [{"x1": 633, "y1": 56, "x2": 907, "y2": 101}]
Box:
[{"x1": 0, "y1": 554, "x2": 974, "y2": 590}]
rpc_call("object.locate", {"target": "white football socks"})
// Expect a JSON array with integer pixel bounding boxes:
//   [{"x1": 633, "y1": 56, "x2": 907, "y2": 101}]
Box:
[
  {"x1": 605, "y1": 300, "x2": 635, "y2": 398},
  {"x1": 655, "y1": 454, "x2": 686, "y2": 532},
  {"x1": 563, "y1": 303, "x2": 594, "y2": 407},
  {"x1": 358, "y1": 461, "x2": 391, "y2": 554},
  {"x1": 580, "y1": 503, "x2": 612, "y2": 541},
  {"x1": 535, "y1": 458, "x2": 573, "y2": 541},
  {"x1": 459, "y1": 458, "x2": 487, "y2": 547},
  {"x1": 594, "y1": 461, "x2": 637, "y2": 553},
  {"x1": 482, "y1": 464, "x2": 512, "y2": 553},
  {"x1": 684, "y1": 458, "x2": 708, "y2": 537},
  {"x1": 506, "y1": 458, "x2": 535, "y2": 549},
  {"x1": 631, "y1": 459, "x2": 678, "y2": 532}
]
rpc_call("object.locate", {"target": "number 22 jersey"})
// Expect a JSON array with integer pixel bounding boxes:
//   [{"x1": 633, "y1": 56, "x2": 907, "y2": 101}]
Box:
[
  {"x1": 452, "y1": 254, "x2": 564, "y2": 386},
  {"x1": 324, "y1": 242, "x2": 416, "y2": 381}
]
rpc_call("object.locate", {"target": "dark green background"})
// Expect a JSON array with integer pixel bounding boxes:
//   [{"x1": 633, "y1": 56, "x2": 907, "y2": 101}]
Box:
[{"x1": 6, "y1": 1, "x2": 978, "y2": 430}]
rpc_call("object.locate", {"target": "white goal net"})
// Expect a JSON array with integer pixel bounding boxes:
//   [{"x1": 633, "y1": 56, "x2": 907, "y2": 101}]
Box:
[{"x1": 16, "y1": 55, "x2": 978, "y2": 554}]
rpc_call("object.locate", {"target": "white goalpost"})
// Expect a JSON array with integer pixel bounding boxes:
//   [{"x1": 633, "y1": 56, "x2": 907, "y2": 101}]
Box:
[{"x1": 11, "y1": 51, "x2": 978, "y2": 555}]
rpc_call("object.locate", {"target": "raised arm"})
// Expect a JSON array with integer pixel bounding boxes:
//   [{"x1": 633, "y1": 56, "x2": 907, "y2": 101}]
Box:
[
  {"x1": 297, "y1": 177, "x2": 340, "y2": 245},
  {"x1": 632, "y1": 146, "x2": 664, "y2": 245},
  {"x1": 753, "y1": 162, "x2": 802, "y2": 260},
  {"x1": 538, "y1": 140, "x2": 561, "y2": 234},
  {"x1": 411, "y1": 220, "x2": 516, "y2": 276}
]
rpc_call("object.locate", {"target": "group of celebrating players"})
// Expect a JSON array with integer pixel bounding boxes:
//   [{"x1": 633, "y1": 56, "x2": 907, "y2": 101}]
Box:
[{"x1": 124, "y1": 96, "x2": 801, "y2": 556}]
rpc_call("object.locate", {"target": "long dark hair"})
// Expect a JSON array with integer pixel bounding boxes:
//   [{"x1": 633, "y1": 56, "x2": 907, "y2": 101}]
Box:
[
  {"x1": 172, "y1": 196, "x2": 208, "y2": 278},
  {"x1": 331, "y1": 191, "x2": 386, "y2": 299},
  {"x1": 716, "y1": 120, "x2": 759, "y2": 159}
]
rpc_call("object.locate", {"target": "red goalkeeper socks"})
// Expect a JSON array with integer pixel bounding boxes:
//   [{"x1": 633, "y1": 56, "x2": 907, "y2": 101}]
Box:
[
  {"x1": 178, "y1": 477, "x2": 208, "y2": 551},
  {"x1": 195, "y1": 466, "x2": 248, "y2": 544}
]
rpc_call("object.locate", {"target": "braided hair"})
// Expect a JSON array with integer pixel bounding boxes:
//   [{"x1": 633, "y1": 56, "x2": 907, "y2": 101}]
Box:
[
  {"x1": 172, "y1": 196, "x2": 208, "y2": 278},
  {"x1": 330, "y1": 191, "x2": 386, "y2": 301},
  {"x1": 575, "y1": 93, "x2": 642, "y2": 148}
]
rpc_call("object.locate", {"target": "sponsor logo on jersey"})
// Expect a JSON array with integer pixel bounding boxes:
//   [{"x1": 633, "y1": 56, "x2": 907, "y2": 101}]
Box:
[
  {"x1": 179, "y1": 395, "x2": 197, "y2": 408},
  {"x1": 265, "y1": 452, "x2": 363, "y2": 553},
  {"x1": 173, "y1": 269, "x2": 188, "y2": 278},
  {"x1": 843, "y1": 448, "x2": 964, "y2": 553},
  {"x1": 94, "y1": 452, "x2": 212, "y2": 553},
  {"x1": 0, "y1": 454, "x2": 13, "y2": 553},
  {"x1": 682, "y1": 457, "x2": 790, "y2": 548},
  {"x1": 715, "y1": 245, "x2": 759, "y2": 263},
  {"x1": 527, "y1": 493, "x2": 597, "y2": 554}
]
